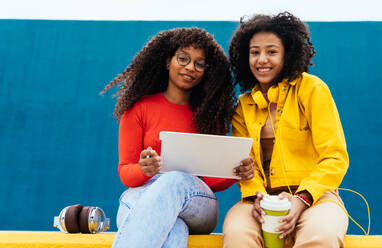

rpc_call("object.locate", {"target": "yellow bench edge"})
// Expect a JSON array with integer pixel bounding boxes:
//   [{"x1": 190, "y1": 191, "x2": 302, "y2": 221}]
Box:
[{"x1": 0, "y1": 231, "x2": 381, "y2": 248}]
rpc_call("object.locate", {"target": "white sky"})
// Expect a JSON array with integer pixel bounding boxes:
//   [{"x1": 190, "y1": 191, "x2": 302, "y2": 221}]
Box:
[{"x1": 0, "y1": 0, "x2": 381, "y2": 21}]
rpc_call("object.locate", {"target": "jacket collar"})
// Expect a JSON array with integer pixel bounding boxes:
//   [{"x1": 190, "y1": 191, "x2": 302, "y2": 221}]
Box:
[{"x1": 246, "y1": 77, "x2": 297, "y2": 105}]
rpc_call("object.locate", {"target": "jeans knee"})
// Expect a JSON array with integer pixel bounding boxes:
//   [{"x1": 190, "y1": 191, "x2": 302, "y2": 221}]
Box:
[
  {"x1": 162, "y1": 171, "x2": 191, "y2": 181},
  {"x1": 157, "y1": 171, "x2": 194, "y2": 190}
]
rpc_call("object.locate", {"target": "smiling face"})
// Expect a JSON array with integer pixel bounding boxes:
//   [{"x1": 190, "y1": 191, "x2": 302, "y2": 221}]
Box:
[
  {"x1": 167, "y1": 46, "x2": 206, "y2": 93},
  {"x1": 249, "y1": 32, "x2": 285, "y2": 89}
]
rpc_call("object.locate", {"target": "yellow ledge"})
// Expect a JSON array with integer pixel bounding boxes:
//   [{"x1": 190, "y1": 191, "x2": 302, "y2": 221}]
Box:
[{"x1": 0, "y1": 231, "x2": 381, "y2": 248}]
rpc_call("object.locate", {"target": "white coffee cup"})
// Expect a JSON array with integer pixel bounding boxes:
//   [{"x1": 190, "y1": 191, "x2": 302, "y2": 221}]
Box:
[{"x1": 260, "y1": 195, "x2": 291, "y2": 248}]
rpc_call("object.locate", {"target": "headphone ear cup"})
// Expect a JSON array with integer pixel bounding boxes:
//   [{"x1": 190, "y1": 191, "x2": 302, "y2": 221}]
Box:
[
  {"x1": 64, "y1": 204, "x2": 83, "y2": 233},
  {"x1": 79, "y1": 206, "x2": 92, "y2": 233}
]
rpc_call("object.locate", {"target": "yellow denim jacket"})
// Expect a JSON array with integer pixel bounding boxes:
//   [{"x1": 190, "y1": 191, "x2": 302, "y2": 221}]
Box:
[{"x1": 233, "y1": 73, "x2": 349, "y2": 203}]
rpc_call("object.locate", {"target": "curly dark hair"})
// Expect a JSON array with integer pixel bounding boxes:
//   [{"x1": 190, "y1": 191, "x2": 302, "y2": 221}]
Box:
[
  {"x1": 101, "y1": 27, "x2": 236, "y2": 135},
  {"x1": 229, "y1": 12, "x2": 316, "y2": 92}
]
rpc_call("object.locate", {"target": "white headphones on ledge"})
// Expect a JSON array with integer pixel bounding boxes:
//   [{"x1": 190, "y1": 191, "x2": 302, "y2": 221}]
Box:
[{"x1": 53, "y1": 204, "x2": 110, "y2": 233}]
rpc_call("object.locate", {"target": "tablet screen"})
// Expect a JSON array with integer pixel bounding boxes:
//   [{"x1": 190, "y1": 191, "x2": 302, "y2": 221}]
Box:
[{"x1": 159, "y1": 131, "x2": 253, "y2": 179}]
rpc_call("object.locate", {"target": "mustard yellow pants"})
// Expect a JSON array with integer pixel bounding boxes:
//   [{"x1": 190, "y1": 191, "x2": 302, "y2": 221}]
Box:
[{"x1": 223, "y1": 191, "x2": 348, "y2": 248}]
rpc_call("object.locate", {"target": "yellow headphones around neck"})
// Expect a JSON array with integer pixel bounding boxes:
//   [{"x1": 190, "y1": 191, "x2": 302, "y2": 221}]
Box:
[{"x1": 252, "y1": 85, "x2": 279, "y2": 109}]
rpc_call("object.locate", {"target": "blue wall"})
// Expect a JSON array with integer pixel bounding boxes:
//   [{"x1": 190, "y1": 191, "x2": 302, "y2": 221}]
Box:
[{"x1": 0, "y1": 20, "x2": 381, "y2": 235}]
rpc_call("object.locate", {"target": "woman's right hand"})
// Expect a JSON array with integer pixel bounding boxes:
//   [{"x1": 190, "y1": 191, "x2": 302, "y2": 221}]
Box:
[
  {"x1": 252, "y1": 191, "x2": 266, "y2": 224},
  {"x1": 139, "y1": 147, "x2": 162, "y2": 177},
  {"x1": 233, "y1": 157, "x2": 254, "y2": 181}
]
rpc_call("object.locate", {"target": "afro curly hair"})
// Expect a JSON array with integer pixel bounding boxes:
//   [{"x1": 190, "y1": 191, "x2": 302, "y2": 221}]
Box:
[
  {"x1": 229, "y1": 12, "x2": 316, "y2": 92},
  {"x1": 101, "y1": 27, "x2": 236, "y2": 135}
]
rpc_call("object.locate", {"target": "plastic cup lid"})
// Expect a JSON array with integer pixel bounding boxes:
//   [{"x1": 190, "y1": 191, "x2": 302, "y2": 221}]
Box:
[{"x1": 260, "y1": 195, "x2": 291, "y2": 211}]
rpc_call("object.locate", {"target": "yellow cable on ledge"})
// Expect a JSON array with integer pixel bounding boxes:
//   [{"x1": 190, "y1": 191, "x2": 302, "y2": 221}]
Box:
[{"x1": 338, "y1": 187, "x2": 371, "y2": 235}]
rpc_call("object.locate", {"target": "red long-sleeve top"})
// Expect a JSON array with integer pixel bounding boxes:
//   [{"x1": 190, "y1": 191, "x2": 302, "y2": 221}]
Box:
[{"x1": 118, "y1": 93, "x2": 237, "y2": 192}]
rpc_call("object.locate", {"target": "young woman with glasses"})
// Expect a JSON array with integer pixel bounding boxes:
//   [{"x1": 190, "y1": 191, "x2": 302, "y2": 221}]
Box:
[{"x1": 101, "y1": 27, "x2": 255, "y2": 248}]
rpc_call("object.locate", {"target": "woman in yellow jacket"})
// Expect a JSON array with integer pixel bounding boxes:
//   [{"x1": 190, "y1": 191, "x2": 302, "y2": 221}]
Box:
[{"x1": 223, "y1": 12, "x2": 349, "y2": 248}]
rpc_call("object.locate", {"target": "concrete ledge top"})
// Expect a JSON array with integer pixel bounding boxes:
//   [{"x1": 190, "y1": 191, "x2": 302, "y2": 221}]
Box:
[{"x1": 0, "y1": 231, "x2": 381, "y2": 248}]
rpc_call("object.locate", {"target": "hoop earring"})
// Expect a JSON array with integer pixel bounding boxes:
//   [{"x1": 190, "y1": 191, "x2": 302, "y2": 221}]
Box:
[{"x1": 166, "y1": 63, "x2": 170, "y2": 70}]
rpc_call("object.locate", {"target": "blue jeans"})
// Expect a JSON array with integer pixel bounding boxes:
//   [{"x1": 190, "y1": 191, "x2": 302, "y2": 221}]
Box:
[{"x1": 112, "y1": 171, "x2": 219, "y2": 248}]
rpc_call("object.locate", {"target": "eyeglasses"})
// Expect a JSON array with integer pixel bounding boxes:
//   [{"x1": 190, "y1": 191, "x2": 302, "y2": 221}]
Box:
[{"x1": 175, "y1": 52, "x2": 208, "y2": 72}]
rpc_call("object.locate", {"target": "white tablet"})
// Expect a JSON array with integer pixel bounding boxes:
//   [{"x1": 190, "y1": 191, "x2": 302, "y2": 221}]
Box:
[{"x1": 159, "y1": 131, "x2": 253, "y2": 179}]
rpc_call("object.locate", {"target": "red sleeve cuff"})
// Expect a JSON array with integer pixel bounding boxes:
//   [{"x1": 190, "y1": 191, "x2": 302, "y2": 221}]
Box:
[{"x1": 118, "y1": 163, "x2": 151, "y2": 187}]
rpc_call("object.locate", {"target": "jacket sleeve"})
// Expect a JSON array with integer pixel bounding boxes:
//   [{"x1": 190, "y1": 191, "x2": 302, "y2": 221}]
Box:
[
  {"x1": 118, "y1": 107, "x2": 151, "y2": 187},
  {"x1": 232, "y1": 97, "x2": 267, "y2": 198},
  {"x1": 296, "y1": 77, "x2": 349, "y2": 203}
]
